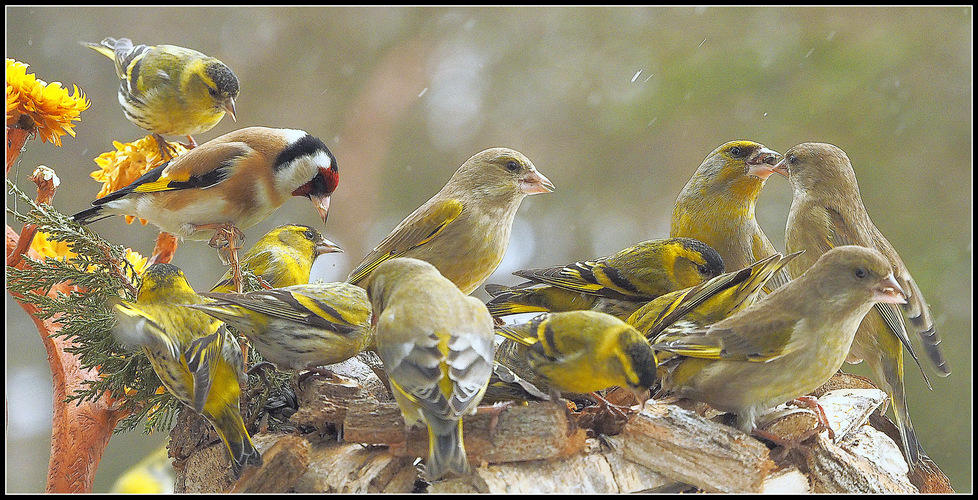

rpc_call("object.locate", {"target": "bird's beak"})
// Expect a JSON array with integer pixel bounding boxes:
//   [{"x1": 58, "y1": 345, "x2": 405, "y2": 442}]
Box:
[
  {"x1": 222, "y1": 97, "x2": 237, "y2": 122},
  {"x1": 314, "y1": 237, "x2": 343, "y2": 256},
  {"x1": 312, "y1": 194, "x2": 331, "y2": 224},
  {"x1": 631, "y1": 387, "x2": 652, "y2": 407},
  {"x1": 520, "y1": 168, "x2": 556, "y2": 195},
  {"x1": 772, "y1": 157, "x2": 790, "y2": 179},
  {"x1": 874, "y1": 273, "x2": 907, "y2": 305},
  {"x1": 746, "y1": 147, "x2": 784, "y2": 180}
]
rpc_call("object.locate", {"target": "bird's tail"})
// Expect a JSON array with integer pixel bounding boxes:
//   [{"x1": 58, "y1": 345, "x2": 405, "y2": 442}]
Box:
[
  {"x1": 423, "y1": 415, "x2": 470, "y2": 481},
  {"x1": 72, "y1": 204, "x2": 113, "y2": 225},
  {"x1": 204, "y1": 374, "x2": 262, "y2": 478}
]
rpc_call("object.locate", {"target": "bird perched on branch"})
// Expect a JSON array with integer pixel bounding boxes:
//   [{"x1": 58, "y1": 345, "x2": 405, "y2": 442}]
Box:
[
  {"x1": 777, "y1": 142, "x2": 948, "y2": 466},
  {"x1": 671, "y1": 140, "x2": 790, "y2": 290},
  {"x1": 73, "y1": 126, "x2": 338, "y2": 241},
  {"x1": 365, "y1": 257, "x2": 495, "y2": 481},
  {"x1": 111, "y1": 263, "x2": 261, "y2": 478},
  {"x1": 485, "y1": 237, "x2": 724, "y2": 321},
  {"x1": 347, "y1": 148, "x2": 553, "y2": 295},
  {"x1": 82, "y1": 37, "x2": 239, "y2": 156},
  {"x1": 651, "y1": 246, "x2": 907, "y2": 437},
  {"x1": 210, "y1": 224, "x2": 342, "y2": 293}
]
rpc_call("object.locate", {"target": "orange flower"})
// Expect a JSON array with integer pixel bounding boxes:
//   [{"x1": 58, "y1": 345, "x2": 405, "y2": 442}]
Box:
[
  {"x1": 6, "y1": 58, "x2": 90, "y2": 146},
  {"x1": 90, "y1": 135, "x2": 187, "y2": 224}
]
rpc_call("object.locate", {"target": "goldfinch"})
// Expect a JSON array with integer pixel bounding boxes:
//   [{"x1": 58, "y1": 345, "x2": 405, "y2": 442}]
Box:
[
  {"x1": 670, "y1": 140, "x2": 790, "y2": 290},
  {"x1": 111, "y1": 263, "x2": 261, "y2": 477},
  {"x1": 365, "y1": 257, "x2": 495, "y2": 481},
  {"x1": 777, "y1": 142, "x2": 948, "y2": 465},
  {"x1": 347, "y1": 148, "x2": 554, "y2": 295},
  {"x1": 72, "y1": 126, "x2": 339, "y2": 241},
  {"x1": 211, "y1": 224, "x2": 342, "y2": 293},
  {"x1": 628, "y1": 252, "x2": 800, "y2": 341},
  {"x1": 494, "y1": 310, "x2": 658, "y2": 402},
  {"x1": 82, "y1": 37, "x2": 238, "y2": 151},
  {"x1": 485, "y1": 237, "x2": 724, "y2": 321},
  {"x1": 651, "y1": 246, "x2": 907, "y2": 435},
  {"x1": 190, "y1": 281, "x2": 373, "y2": 373}
]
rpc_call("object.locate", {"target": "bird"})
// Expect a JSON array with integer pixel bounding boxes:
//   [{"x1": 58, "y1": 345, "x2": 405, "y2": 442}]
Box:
[
  {"x1": 210, "y1": 224, "x2": 342, "y2": 293},
  {"x1": 484, "y1": 237, "x2": 724, "y2": 321},
  {"x1": 776, "y1": 141, "x2": 948, "y2": 466},
  {"x1": 628, "y1": 252, "x2": 801, "y2": 342},
  {"x1": 347, "y1": 148, "x2": 554, "y2": 295},
  {"x1": 82, "y1": 37, "x2": 239, "y2": 155},
  {"x1": 650, "y1": 245, "x2": 907, "y2": 437},
  {"x1": 189, "y1": 281, "x2": 373, "y2": 374},
  {"x1": 365, "y1": 257, "x2": 495, "y2": 481},
  {"x1": 670, "y1": 140, "x2": 790, "y2": 290},
  {"x1": 109, "y1": 442, "x2": 174, "y2": 493},
  {"x1": 111, "y1": 263, "x2": 261, "y2": 478},
  {"x1": 493, "y1": 310, "x2": 658, "y2": 403},
  {"x1": 72, "y1": 126, "x2": 339, "y2": 244}
]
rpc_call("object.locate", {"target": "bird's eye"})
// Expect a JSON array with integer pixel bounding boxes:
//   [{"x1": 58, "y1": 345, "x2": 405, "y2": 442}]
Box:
[
  {"x1": 787, "y1": 155, "x2": 798, "y2": 165},
  {"x1": 854, "y1": 267, "x2": 868, "y2": 279},
  {"x1": 729, "y1": 146, "x2": 746, "y2": 158},
  {"x1": 207, "y1": 87, "x2": 219, "y2": 98},
  {"x1": 505, "y1": 160, "x2": 521, "y2": 172},
  {"x1": 304, "y1": 230, "x2": 316, "y2": 240}
]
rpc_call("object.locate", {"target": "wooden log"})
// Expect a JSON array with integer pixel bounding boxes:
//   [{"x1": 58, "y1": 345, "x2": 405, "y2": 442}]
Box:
[{"x1": 619, "y1": 400, "x2": 775, "y2": 493}]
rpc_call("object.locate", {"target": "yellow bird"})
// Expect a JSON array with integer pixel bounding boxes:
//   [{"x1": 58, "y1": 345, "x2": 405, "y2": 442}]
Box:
[
  {"x1": 111, "y1": 263, "x2": 261, "y2": 477},
  {"x1": 494, "y1": 310, "x2": 657, "y2": 403},
  {"x1": 485, "y1": 237, "x2": 724, "y2": 321},
  {"x1": 82, "y1": 37, "x2": 238, "y2": 153},
  {"x1": 671, "y1": 140, "x2": 790, "y2": 290}
]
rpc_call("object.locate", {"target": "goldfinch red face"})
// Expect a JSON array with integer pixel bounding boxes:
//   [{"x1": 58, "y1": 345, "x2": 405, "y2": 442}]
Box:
[{"x1": 72, "y1": 126, "x2": 339, "y2": 240}]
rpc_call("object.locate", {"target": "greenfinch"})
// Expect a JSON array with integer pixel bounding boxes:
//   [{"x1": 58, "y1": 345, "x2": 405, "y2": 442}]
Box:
[
  {"x1": 494, "y1": 310, "x2": 658, "y2": 402},
  {"x1": 777, "y1": 142, "x2": 948, "y2": 465},
  {"x1": 190, "y1": 282, "x2": 373, "y2": 373},
  {"x1": 651, "y1": 245, "x2": 907, "y2": 435},
  {"x1": 485, "y1": 237, "x2": 724, "y2": 321},
  {"x1": 82, "y1": 37, "x2": 238, "y2": 153},
  {"x1": 111, "y1": 263, "x2": 261, "y2": 477},
  {"x1": 347, "y1": 148, "x2": 554, "y2": 294},
  {"x1": 211, "y1": 224, "x2": 342, "y2": 293},
  {"x1": 72, "y1": 127, "x2": 339, "y2": 241},
  {"x1": 365, "y1": 257, "x2": 495, "y2": 481},
  {"x1": 628, "y1": 252, "x2": 800, "y2": 341},
  {"x1": 671, "y1": 140, "x2": 790, "y2": 289}
]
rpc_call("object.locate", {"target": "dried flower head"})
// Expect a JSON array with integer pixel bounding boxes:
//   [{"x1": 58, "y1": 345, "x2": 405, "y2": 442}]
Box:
[{"x1": 90, "y1": 135, "x2": 187, "y2": 224}]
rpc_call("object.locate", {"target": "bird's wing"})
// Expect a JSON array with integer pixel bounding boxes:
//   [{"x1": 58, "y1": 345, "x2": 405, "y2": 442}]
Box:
[{"x1": 347, "y1": 198, "x2": 464, "y2": 285}]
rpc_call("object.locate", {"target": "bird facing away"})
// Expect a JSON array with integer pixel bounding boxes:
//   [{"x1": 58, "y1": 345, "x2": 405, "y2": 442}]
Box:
[
  {"x1": 347, "y1": 147, "x2": 554, "y2": 295},
  {"x1": 651, "y1": 245, "x2": 907, "y2": 436},
  {"x1": 776, "y1": 141, "x2": 948, "y2": 466},
  {"x1": 365, "y1": 257, "x2": 495, "y2": 481}
]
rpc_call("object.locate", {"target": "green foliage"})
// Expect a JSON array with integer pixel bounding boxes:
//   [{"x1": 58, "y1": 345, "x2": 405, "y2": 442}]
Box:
[{"x1": 5, "y1": 179, "x2": 179, "y2": 434}]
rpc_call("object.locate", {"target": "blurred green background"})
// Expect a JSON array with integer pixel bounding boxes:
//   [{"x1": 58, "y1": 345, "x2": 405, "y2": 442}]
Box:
[{"x1": 5, "y1": 6, "x2": 971, "y2": 493}]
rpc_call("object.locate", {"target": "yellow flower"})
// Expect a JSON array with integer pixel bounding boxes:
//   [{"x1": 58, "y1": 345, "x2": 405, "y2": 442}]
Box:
[
  {"x1": 6, "y1": 58, "x2": 90, "y2": 146},
  {"x1": 29, "y1": 230, "x2": 149, "y2": 276},
  {"x1": 90, "y1": 135, "x2": 187, "y2": 224}
]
